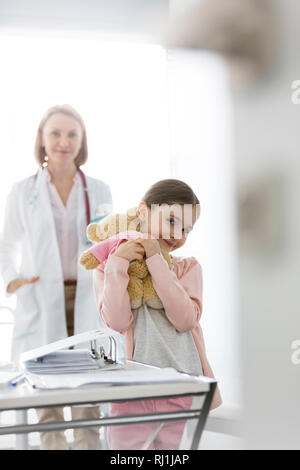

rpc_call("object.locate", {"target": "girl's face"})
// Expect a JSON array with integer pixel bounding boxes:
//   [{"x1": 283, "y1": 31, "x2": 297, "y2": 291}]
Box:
[
  {"x1": 138, "y1": 202, "x2": 198, "y2": 252},
  {"x1": 42, "y1": 113, "x2": 83, "y2": 166}
]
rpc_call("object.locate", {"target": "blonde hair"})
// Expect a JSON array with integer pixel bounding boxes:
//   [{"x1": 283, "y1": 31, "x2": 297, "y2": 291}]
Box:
[{"x1": 34, "y1": 104, "x2": 88, "y2": 167}]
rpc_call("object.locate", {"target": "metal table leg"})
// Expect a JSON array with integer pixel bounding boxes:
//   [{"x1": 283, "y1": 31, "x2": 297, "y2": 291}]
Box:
[{"x1": 15, "y1": 409, "x2": 29, "y2": 450}]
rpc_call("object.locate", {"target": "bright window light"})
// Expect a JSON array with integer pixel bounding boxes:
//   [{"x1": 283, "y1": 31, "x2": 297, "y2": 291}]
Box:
[
  {"x1": 0, "y1": 34, "x2": 170, "y2": 215},
  {"x1": 0, "y1": 33, "x2": 170, "y2": 312}
]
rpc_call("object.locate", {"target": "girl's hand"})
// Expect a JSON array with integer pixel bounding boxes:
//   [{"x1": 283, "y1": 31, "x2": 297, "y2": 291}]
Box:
[
  {"x1": 137, "y1": 238, "x2": 161, "y2": 258},
  {"x1": 113, "y1": 240, "x2": 145, "y2": 263},
  {"x1": 7, "y1": 276, "x2": 40, "y2": 294}
]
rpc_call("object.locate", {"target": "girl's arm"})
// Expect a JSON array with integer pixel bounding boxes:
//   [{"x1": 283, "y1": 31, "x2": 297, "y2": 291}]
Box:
[
  {"x1": 93, "y1": 254, "x2": 134, "y2": 333},
  {"x1": 146, "y1": 253, "x2": 203, "y2": 332}
]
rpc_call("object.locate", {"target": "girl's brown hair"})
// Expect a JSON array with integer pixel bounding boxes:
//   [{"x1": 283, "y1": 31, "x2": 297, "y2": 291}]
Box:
[
  {"x1": 142, "y1": 179, "x2": 200, "y2": 216},
  {"x1": 34, "y1": 104, "x2": 88, "y2": 167}
]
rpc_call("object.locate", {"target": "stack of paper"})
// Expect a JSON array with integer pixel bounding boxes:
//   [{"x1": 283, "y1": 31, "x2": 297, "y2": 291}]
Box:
[
  {"x1": 24, "y1": 349, "x2": 110, "y2": 374},
  {"x1": 20, "y1": 329, "x2": 126, "y2": 377}
]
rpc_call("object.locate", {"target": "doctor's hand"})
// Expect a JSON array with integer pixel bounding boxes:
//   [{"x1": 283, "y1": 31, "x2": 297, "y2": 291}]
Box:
[{"x1": 7, "y1": 276, "x2": 40, "y2": 294}]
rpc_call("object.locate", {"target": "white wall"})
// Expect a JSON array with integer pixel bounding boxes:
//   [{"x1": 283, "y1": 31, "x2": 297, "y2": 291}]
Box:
[
  {"x1": 167, "y1": 49, "x2": 240, "y2": 385},
  {"x1": 233, "y1": 0, "x2": 300, "y2": 449},
  {"x1": 0, "y1": 0, "x2": 167, "y2": 40}
]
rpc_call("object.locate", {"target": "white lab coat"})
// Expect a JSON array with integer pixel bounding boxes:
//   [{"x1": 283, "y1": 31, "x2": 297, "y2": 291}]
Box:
[{"x1": 0, "y1": 168, "x2": 113, "y2": 361}]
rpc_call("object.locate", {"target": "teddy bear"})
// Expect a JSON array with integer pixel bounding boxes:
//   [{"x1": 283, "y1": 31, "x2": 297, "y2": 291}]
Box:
[{"x1": 80, "y1": 207, "x2": 172, "y2": 309}]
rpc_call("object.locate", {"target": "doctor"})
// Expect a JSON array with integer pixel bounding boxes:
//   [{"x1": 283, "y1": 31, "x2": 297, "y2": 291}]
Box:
[{"x1": 0, "y1": 104, "x2": 113, "y2": 450}]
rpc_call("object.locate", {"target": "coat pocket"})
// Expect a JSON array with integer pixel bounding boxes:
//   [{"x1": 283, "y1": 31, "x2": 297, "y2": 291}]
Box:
[{"x1": 14, "y1": 283, "x2": 39, "y2": 338}]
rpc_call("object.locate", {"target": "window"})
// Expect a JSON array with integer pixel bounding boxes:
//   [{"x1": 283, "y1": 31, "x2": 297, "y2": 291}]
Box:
[
  {"x1": 0, "y1": 32, "x2": 170, "y2": 355},
  {"x1": 167, "y1": 50, "x2": 240, "y2": 393},
  {"x1": 0, "y1": 34, "x2": 239, "y2": 401},
  {"x1": 0, "y1": 33, "x2": 170, "y2": 213}
]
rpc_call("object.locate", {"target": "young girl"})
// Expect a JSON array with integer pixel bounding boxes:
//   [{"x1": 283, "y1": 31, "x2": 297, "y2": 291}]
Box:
[{"x1": 93, "y1": 179, "x2": 222, "y2": 450}]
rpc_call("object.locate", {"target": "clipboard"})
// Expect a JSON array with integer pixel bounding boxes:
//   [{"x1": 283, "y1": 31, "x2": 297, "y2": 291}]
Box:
[{"x1": 20, "y1": 328, "x2": 126, "y2": 375}]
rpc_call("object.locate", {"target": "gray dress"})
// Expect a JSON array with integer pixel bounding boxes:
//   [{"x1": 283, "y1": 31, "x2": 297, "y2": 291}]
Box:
[{"x1": 132, "y1": 304, "x2": 203, "y2": 377}]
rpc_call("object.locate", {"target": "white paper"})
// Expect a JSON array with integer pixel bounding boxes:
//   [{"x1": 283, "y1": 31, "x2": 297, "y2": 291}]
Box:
[
  {"x1": 23, "y1": 349, "x2": 108, "y2": 374},
  {"x1": 25, "y1": 367, "x2": 199, "y2": 390}
]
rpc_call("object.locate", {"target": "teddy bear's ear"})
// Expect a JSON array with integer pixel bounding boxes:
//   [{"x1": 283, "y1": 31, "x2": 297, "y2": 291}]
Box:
[
  {"x1": 96, "y1": 222, "x2": 110, "y2": 240},
  {"x1": 95, "y1": 214, "x2": 118, "y2": 240},
  {"x1": 127, "y1": 207, "x2": 140, "y2": 232},
  {"x1": 86, "y1": 223, "x2": 101, "y2": 242}
]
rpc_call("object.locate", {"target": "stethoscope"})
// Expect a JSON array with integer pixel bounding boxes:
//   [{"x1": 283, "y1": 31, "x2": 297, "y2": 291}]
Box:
[
  {"x1": 77, "y1": 168, "x2": 91, "y2": 228},
  {"x1": 77, "y1": 168, "x2": 110, "y2": 232}
]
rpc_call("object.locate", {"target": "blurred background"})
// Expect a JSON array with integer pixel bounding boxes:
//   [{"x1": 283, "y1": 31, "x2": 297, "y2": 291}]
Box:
[{"x1": 0, "y1": 0, "x2": 299, "y2": 450}]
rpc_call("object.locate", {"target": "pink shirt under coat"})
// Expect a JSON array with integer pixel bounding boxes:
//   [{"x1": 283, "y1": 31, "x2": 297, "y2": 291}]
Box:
[
  {"x1": 46, "y1": 169, "x2": 79, "y2": 281},
  {"x1": 93, "y1": 252, "x2": 222, "y2": 410}
]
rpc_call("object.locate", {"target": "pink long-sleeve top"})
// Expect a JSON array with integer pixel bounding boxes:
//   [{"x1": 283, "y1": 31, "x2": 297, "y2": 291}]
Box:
[
  {"x1": 93, "y1": 252, "x2": 222, "y2": 409},
  {"x1": 89, "y1": 230, "x2": 142, "y2": 264}
]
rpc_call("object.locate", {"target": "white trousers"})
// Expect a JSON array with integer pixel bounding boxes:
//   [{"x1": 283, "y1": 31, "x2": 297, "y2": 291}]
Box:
[{"x1": 36, "y1": 406, "x2": 100, "y2": 450}]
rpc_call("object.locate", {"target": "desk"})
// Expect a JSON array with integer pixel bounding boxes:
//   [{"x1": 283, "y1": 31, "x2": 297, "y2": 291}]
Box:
[{"x1": 0, "y1": 361, "x2": 216, "y2": 450}]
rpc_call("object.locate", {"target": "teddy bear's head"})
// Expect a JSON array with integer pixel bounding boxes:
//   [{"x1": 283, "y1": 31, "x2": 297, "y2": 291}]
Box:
[
  {"x1": 81, "y1": 206, "x2": 173, "y2": 310},
  {"x1": 87, "y1": 207, "x2": 141, "y2": 243}
]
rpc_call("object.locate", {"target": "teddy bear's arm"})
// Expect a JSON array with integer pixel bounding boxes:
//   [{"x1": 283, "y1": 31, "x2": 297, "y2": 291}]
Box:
[
  {"x1": 80, "y1": 239, "x2": 117, "y2": 270},
  {"x1": 80, "y1": 251, "x2": 100, "y2": 270},
  {"x1": 89, "y1": 238, "x2": 115, "y2": 263}
]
